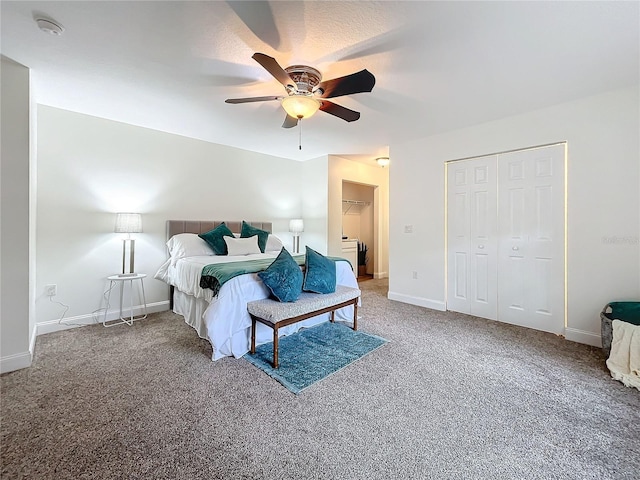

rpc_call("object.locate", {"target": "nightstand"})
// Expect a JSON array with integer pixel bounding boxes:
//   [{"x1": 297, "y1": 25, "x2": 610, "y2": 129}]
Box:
[{"x1": 103, "y1": 273, "x2": 148, "y2": 327}]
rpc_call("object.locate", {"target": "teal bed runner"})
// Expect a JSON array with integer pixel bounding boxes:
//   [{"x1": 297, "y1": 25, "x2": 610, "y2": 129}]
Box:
[{"x1": 200, "y1": 255, "x2": 350, "y2": 296}]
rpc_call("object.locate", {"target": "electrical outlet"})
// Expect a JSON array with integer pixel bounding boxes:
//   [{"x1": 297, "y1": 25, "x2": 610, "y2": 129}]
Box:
[
  {"x1": 46, "y1": 284, "x2": 57, "y2": 296},
  {"x1": 412, "y1": 271, "x2": 418, "y2": 280}
]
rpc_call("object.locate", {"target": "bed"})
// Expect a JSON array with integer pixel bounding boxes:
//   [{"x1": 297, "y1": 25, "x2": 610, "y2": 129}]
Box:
[{"x1": 154, "y1": 220, "x2": 359, "y2": 360}]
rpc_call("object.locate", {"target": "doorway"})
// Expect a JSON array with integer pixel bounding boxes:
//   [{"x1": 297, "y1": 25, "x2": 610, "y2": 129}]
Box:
[{"x1": 342, "y1": 181, "x2": 375, "y2": 279}]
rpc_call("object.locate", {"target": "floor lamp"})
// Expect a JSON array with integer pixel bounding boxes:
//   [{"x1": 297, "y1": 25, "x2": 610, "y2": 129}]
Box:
[
  {"x1": 115, "y1": 213, "x2": 142, "y2": 277},
  {"x1": 289, "y1": 218, "x2": 304, "y2": 254}
]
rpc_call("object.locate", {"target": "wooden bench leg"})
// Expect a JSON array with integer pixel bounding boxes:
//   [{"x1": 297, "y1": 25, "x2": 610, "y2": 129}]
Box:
[
  {"x1": 273, "y1": 327, "x2": 279, "y2": 369},
  {"x1": 353, "y1": 299, "x2": 358, "y2": 330},
  {"x1": 250, "y1": 316, "x2": 256, "y2": 354},
  {"x1": 330, "y1": 310, "x2": 335, "y2": 323}
]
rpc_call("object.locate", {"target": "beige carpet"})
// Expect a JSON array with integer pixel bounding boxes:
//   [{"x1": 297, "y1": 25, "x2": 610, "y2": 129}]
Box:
[{"x1": 2, "y1": 279, "x2": 638, "y2": 479}]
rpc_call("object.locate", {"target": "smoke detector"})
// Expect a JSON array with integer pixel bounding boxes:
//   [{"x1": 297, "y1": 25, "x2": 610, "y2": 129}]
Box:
[{"x1": 36, "y1": 18, "x2": 65, "y2": 36}]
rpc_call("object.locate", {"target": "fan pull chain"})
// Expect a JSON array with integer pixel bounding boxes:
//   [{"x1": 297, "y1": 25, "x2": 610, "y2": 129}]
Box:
[{"x1": 298, "y1": 118, "x2": 302, "y2": 150}]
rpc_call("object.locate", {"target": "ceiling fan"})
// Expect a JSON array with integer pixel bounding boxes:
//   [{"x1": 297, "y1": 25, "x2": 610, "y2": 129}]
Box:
[{"x1": 225, "y1": 53, "x2": 375, "y2": 128}]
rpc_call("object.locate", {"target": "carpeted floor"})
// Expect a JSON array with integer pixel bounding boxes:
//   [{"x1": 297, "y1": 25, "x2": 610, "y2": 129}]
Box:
[
  {"x1": 245, "y1": 321, "x2": 388, "y2": 393},
  {"x1": 1, "y1": 279, "x2": 639, "y2": 479}
]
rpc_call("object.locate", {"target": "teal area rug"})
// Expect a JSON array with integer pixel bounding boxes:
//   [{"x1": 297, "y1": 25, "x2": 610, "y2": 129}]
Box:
[{"x1": 244, "y1": 321, "x2": 388, "y2": 394}]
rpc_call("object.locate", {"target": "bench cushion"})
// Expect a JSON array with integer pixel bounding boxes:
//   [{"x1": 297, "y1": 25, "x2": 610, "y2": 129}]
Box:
[{"x1": 247, "y1": 285, "x2": 361, "y2": 324}]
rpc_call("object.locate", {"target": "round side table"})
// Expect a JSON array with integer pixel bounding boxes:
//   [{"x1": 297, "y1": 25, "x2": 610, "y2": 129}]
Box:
[{"x1": 103, "y1": 273, "x2": 148, "y2": 327}]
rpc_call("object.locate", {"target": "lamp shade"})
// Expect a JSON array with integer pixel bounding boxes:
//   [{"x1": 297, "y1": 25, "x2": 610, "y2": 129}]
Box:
[
  {"x1": 114, "y1": 213, "x2": 142, "y2": 233},
  {"x1": 281, "y1": 95, "x2": 320, "y2": 119},
  {"x1": 289, "y1": 219, "x2": 304, "y2": 234}
]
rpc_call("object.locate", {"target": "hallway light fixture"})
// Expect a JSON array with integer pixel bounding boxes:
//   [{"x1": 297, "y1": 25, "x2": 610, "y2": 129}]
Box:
[{"x1": 376, "y1": 157, "x2": 390, "y2": 167}]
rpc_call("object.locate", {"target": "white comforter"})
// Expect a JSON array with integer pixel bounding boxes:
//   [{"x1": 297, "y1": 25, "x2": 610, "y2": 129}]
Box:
[{"x1": 155, "y1": 253, "x2": 359, "y2": 360}]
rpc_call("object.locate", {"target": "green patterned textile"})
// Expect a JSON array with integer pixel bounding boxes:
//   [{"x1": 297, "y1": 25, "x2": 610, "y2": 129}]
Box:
[
  {"x1": 198, "y1": 223, "x2": 234, "y2": 255},
  {"x1": 240, "y1": 221, "x2": 269, "y2": 253},
  {"x1": 200, "y1": 255, "x2": 349, "y2": 296},
  {"x1": 201, "y1": 255, "x2": 304, "y2": 296},
  {"x1": 258, "y1": 248, "x2": 303, "y2": 302},
  {"x1": 303, "y1": 246, "x2": 336, "y2": 294}
]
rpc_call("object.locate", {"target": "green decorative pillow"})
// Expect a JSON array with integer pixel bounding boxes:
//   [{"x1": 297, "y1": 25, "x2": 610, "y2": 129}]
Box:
[
  {"x1": 240, "y1": 221, "x2": 269, "y2": 253},
  {"x1": 303, "y1": 246, "x2": 336, "y2": 294},
  {"x1": 258, "y1": 248, "x2": 303, "y2": 302},
  {"x1": 198, "y1": 223, "x2": 234, "y2": 255}
]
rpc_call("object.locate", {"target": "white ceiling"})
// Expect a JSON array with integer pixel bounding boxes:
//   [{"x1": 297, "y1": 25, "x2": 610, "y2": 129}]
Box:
[{"x1": 2, "y1": 1, "x2": 638, "y2": 161}]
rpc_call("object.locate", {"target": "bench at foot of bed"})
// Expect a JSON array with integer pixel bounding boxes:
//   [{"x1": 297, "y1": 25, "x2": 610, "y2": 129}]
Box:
[{"x1": 247, "y1": 285, "x2": 361, "y2": 368}]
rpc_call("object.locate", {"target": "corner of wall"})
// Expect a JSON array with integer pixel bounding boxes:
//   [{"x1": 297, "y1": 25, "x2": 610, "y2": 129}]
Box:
[{"x1": 0, "y1": 351, "x2": 32, "y2": 374}]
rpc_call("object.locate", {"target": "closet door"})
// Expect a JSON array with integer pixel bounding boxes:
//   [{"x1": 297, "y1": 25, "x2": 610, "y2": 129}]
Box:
[
  {"x1": 497, "y1": 144, "x2": 565, "y2": 334},
  {"x1": 447, "y1": 156, "x2": 498, "y2": 320}
]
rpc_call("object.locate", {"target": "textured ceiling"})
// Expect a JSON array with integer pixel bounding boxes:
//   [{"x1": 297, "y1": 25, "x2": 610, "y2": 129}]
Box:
[{"x1": 2, "y1": 1, "x2": 638, "y2": 161}]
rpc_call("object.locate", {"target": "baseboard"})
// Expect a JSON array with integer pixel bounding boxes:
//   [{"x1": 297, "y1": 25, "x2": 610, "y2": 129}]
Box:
[
  {"x1": 373, "y1": 271, "x2": 388, "y2": 279},
  {"x1": 0, "y1": 351, "x2": 32, "y2": 374},
  {"x1": 36, "y1": 300, "x2": 170, "y2": 336},
  {"x1": 387, "y1": 291, "x2": 446, "y2": 311},
  {"x1": 564, "y1": 327, "x2": 602, "y2": 348}
]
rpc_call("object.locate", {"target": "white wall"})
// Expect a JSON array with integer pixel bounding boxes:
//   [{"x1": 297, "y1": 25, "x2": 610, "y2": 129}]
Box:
[
  {"x1": 300, "y1": 155, "x2": 329, "y2": 254},
  {"x1": 389, "y1": 85, "x2": 640, "y2": 345},
  {"x1": 328, "y1": 156, "x2": 389, "y2": 278},
  {"x1": 35, "y1": 106, "x2": 314, "y2": 330},
  {"x1": 1, "y1": 56, "x2": 32, "y2": 373}
]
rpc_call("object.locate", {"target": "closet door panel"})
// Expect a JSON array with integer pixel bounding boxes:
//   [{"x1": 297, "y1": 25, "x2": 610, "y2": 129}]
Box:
[
  {"x1": 473, "y1": 252, "x2": 490, "y2": 303},
  {"x1": 504, "y1": 254, "x2": 526, "y2": 310},
  {"x1": 469, "y1": 158, "x2": 497, "y2": 320},
  {"x1": 447, "y1": 156, "x2": 497, "y2": 320},
  {"x1": 447, "y1": 163, "x2": 471, "y2": 314},
  {"x1": 497, "y1": 144, "x2": 565, "y2": 334},
  {"x1": 454, "y1": 252, "x2": 468, "y2": 302}
]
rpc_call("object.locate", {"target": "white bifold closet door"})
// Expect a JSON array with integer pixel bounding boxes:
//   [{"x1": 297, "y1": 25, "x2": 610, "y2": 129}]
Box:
[
  {"x1": 497, "y1": 145, "x2": 565, "y2": 334},
  {"x1": 447, "y1": 144, "x2": 565, "y2": 334},
  {"x1": 446, "y1": 155, "x2": 498, "y2": 320}
]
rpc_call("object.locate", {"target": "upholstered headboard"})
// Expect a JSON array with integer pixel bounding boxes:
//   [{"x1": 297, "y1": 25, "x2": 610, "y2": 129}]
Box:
[
  {"x1": 166, "y1": 220, "x2": 272, "y2": 240},
  {"x1": 164, "y1": 220, "x2": 273, "y2": 309}
]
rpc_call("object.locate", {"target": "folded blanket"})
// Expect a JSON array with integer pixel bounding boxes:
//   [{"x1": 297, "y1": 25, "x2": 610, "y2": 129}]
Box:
[
  {"x1": 606, "y1": 319, "x2": 640, "y2": 391},
  {"x1": 200, "y1": 255, "x2": 350, "y2": 296}
]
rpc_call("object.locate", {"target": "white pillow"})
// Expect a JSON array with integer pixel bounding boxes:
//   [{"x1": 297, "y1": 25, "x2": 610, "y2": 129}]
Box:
[
  {"x1": 234, "y1": 233, "x2": 282, "y2": 252},
  {"x1": 166, "y1": 233, "x2": 214, "y2": 266},
  {"x1": 265, "y1": 234, "x2": 284, "y2": 252},
  {"x1": 224, "y1": 235, "x2": 261, "y2": 256}
]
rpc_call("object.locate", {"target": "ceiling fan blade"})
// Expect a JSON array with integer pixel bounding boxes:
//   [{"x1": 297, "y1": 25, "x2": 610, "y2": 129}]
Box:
[
  {"x1": 316, "y1": 69, "x2": 375, "y2": 99},
  {"x1": 282, "y1": 114, "x2": 299, "y2": 129},
  {"x1": 319, "y1": 100, "x2": 361, "y2": 122},
  {"x1": 225, "y1": 96, "x2": 282, "y2": 104},
  {"x1": 252, "y1": 53, "x2": 296, "y2": 89}
]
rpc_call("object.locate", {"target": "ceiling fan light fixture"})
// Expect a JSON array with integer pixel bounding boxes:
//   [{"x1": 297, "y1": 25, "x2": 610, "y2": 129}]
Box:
[{"x1": 281, "y1": 95, "x2": 320, "y2": 119}]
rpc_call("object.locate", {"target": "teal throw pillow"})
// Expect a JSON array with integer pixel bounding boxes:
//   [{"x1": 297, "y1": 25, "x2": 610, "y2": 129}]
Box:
[
  {"x1": 258, "y1": 248, "x2": 303, "y2": 302},
  {"x1": 198, "y1": 223, "x2": 234, "y2": 255},
  {"x1": 240, "y1": 221, "x2": 269, "y2": 253},
  {"x1": 303, "y1": 246, "x2": 336, "y2": 294}
]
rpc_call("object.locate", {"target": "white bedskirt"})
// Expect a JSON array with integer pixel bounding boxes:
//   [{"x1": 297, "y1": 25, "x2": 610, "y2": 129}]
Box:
[{"x1": 170, "y1": 261, "x2": 359, "y2": 361}]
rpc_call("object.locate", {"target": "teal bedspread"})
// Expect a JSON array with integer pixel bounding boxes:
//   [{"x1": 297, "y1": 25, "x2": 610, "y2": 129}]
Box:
[{"x1": 200, "y1": 255, "x2": 350, "y2": 296}]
